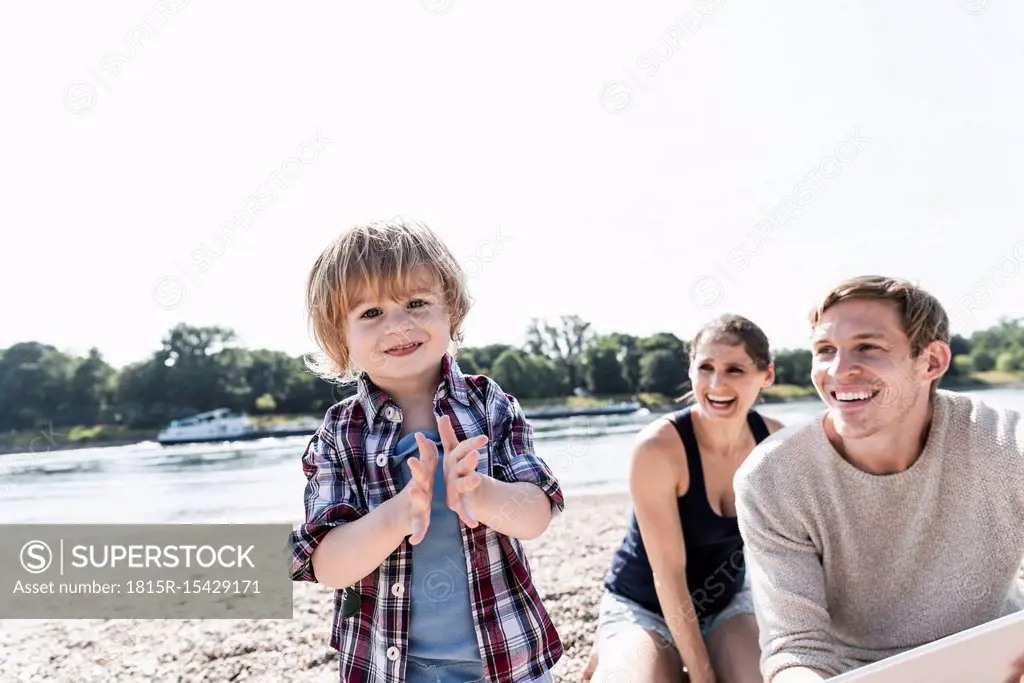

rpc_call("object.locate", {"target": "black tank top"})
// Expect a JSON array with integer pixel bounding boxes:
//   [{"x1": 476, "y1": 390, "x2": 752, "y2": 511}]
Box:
[{"x1": 603, "y1": 407, "x2": 770, "y2": 624}]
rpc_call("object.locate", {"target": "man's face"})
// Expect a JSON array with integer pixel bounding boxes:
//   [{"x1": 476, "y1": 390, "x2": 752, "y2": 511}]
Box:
[{"x1": 811, "y1": 298, "x2": 932, "y2": 441}]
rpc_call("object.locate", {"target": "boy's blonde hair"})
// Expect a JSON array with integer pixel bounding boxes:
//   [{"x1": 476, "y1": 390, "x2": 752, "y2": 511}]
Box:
[
  {"x1": 304, "y1": 217, "x2": 472, "y2": 383},
  {"x1": 809, "y1": 275, "x2": 950, "y2": 392}
]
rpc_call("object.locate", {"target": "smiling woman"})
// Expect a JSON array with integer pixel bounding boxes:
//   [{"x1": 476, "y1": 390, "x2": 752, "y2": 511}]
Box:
[{"x1": 583, "y1": 314, "x2": 784, "y2": 683}]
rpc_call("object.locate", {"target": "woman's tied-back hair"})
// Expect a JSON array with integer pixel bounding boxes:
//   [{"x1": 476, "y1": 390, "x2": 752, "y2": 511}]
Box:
[
  {"x1": 808, "y1": 275, "x2": 950, "y2": 357},
  {"x1": 680, "y1": 314, "x2": 773, "y2": 402},
  {"x1": 303, "y1": 216, "x2": 472, "y2": 384},
  {"x1": 808, "y1": 275, "x2": 950, "y2": 394},
  {"x1": 690, "y1": 314, "x2": 773, "y2": 371}
]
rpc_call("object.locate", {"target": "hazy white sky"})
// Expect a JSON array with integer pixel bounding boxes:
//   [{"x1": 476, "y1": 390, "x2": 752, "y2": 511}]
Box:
[{"x1": 4, "y1": 1, "x2": 1022, "y2": 369}]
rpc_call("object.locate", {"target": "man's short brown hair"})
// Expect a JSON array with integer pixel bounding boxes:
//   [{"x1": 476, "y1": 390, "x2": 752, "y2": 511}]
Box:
[{"x1": 809, "y1": 275, "x2": 950, "y2": 357}]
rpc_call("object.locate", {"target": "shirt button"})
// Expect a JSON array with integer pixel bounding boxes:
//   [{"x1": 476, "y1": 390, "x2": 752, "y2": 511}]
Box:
[
  {"x1": 375, "y1": 454, "x2": 387, "y2": 468},
  {"x1": 387, "y1": 646, "x2": 400, "y2": 661},
  {"x1": 383, "y1": 406, "x2": 399, "y2": 422},
  {"x1": 391, "y1": 582, "x2": 405, "y2": 597}
]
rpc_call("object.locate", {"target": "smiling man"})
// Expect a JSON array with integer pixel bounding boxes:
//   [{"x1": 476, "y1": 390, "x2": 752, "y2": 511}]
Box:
[{"x1": 733, "y1": 275, "x2": 1024, "y2": 682}]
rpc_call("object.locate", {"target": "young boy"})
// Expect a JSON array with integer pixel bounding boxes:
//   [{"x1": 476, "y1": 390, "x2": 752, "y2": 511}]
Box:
[{"x1": 288, "y1": 217, "x2": 564, "y2": 683}]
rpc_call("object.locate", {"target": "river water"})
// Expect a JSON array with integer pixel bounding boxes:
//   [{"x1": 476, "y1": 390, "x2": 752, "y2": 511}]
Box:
[{"x1": 1, "y1": 388, "x2": 1021, "y2": 525}]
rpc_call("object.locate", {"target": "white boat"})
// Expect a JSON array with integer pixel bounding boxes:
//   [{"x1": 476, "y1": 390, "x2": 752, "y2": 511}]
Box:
[
  {"x1": 156, "y1": 408, "x2": 256, "y2": 445},
  {"x1": 156, "y1": 408, "x2": 318, "y2": 446}
]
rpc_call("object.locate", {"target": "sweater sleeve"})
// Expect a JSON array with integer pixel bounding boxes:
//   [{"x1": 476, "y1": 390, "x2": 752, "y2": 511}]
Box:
[
  {"x1": 1012, "y1": 408, "x2": 1024, "y2": 518},
  {"x1": 735, "y1": 460, "x2": 842, "y2": 682}
]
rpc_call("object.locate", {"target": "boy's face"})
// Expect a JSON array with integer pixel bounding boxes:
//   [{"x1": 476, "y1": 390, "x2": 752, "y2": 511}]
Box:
[
  {"x1": 810, "y1": 298, "x2": 933, "y2": 441},
  {"x1": 345, "y1": 265, "x2": 453, "y2": 385}
]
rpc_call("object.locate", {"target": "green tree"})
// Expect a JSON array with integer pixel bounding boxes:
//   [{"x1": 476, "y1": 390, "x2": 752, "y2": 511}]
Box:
[
  {"x1": 490, "y1": 348, "x2": 533, "y2": 397},
  {"x1": 285, "y1": 366, "x2": 348, "y2": 415},
  {"x1": 115, "y1": 358, "x2": 173, "y2": 427},
  {"x1": 639, "y1": 349, "x2": 688, "y2": 397},
  {"x1": 215, "y1": 347, "x2": 254, "y2": 411},
  {"x1": 601, "y1": 333, "x2": 642, "y2": 392},
  {"x1": 454, "y1": 349, "x2": 481, "y2": 375},
  {"x1": 525, "y1": 355, "x2": 568, "y2": 397},
  {"x1": 773, "y1": 349, "x2": 813, "y2": 387},
  {"x1": 949, "y1": 333, "x2": 971, "y2": 357},
  {"x1": 971, "y1": 318, "x2": 1024, "y2": 356},
  {"x1": 246, "y1": 349, "x2": 302, "y2": 410},
  {"x1": 10, "y1": 317, "x2": 1024, "y2": 436},
  {"x1": 485, "y1": 350, "x2": 565, "y2": 399},
  {"x1": 943, "y1": 333, "x2": 972, "y2": 377},
  {"x1": 0, "y1": 342, "x2": 76, "y2": 430},
  {"x1": 953, "y1": 355, "x2": 974, "y2": 375},
  {"x1": 66, "y1": 348, "x2": 116, "y2": 425},
  {"x1": 639, "y1": 332, "x2": 687, "y2": 359},
  {"x1": 462, "y1": 344, "x2": 516, "y2": 375},
  {"x1": 995, "y1": 347, "x2": 1024, "y2": 373},
  {"x1": 525, "y1": 315, "x2": 593, "y2": 391},
  {"x1": 971, "y1": 348, "x2": 996, "y2": 372},
  {"x1": 255, "y1": 393, "x2": 277, "y2": 412},
  {"x1": 582, "y1": 337, "x2": 630, "y2": 395},
  {"x1": 157, "y1": 324, "x2": 250, "y2": 417}
]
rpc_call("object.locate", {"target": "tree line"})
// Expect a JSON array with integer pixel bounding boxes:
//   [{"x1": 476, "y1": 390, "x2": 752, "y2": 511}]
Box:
[{"x1": 1, "y1": 315, "x2": 1021, "y2": 432}]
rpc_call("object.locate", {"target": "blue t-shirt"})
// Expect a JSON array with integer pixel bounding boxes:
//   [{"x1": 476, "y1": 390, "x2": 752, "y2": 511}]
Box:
[{"x1": 391, "y1": 431, "x2": 483, "y2": 668}]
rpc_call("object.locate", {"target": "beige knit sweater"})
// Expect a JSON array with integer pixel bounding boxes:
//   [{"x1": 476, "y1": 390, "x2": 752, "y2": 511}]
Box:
[{"x1": 734, "y1": 390, "x2": 1024, "y2": 681}]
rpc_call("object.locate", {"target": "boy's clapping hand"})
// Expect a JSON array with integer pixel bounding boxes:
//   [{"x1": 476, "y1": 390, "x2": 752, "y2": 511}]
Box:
[
  {"x1": 403, "y1": 433, "x2": 439, "y2": 545},
  {"x1": 402, "y1": 421, "x2": 489, "y2": 543},
  {"x1": 438, "y1": 415, "x2": 489, "y2": 528}
]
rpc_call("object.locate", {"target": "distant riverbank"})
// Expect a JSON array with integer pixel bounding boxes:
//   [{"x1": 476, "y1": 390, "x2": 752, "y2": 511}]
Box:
[
  {"x1": 3, "y1": 372, "x2": 1021, "y2": 456},
  {"x1": 0, "y1": 425, "x2": 154, "y2": 456}
]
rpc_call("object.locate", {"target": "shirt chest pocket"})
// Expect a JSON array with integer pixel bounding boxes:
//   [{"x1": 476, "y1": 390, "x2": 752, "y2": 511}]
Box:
[{"x1": 362, "y1": 447, "x2": 404, "y2": 512}]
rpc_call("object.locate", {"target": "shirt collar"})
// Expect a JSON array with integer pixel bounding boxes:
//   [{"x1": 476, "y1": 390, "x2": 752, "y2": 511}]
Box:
[{"x1": 356, "y1": 352, "x2": 471, "y2": 430}]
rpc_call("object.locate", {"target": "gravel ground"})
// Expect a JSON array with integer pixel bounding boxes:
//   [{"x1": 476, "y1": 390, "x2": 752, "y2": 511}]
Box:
[
  {"x1": 0, "y1": 494, "x2": 631, "y2": 682},
  {"x1": 2, "y1": 493, "x2": 1021, "y2": 682}
]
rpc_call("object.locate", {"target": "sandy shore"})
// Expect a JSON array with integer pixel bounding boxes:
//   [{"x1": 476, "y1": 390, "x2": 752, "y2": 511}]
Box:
[
  {"x1": 0, "y1": 493, "x2": 631, "y2": 682},
  {"x1": 3, "y1": 492, "x2": 1022, "y2": 682}
]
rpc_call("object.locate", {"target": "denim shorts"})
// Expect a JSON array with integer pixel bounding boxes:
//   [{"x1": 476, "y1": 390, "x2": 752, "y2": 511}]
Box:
[
  {"x1": 597, "y1": 571, "x2": 755, "y2": 646},
  {"x1": 404, "y1": 657, "x2": 554, "y2": 683}
]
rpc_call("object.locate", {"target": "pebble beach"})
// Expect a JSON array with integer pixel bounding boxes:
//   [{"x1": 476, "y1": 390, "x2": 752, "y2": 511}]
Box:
[
  {"x1": 0, "y1": 494, "x2": 631, "y2": 682},
  {"x1": 2, "y1": 491, "x2": 1022, "y2": 682}
]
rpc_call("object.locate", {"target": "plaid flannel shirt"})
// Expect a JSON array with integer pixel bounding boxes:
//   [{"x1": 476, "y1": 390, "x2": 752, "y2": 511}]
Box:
[{"x1": 289, "y1": 354, "x2": 565, "y2": 683}]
